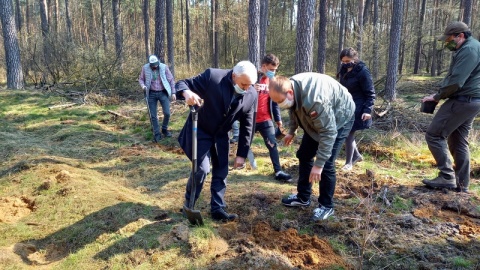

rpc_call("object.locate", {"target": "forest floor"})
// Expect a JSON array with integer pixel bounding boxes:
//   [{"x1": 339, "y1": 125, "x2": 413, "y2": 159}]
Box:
[{"x1": 0, "y1": 76, "x2": 479, "y2": 269}]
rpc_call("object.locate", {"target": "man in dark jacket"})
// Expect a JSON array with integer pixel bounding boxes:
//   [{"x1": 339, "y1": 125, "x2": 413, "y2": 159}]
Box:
[
  {"x1": 421, "y1": 21, "x2": 480, "y2": 193},
  {"x1": 176, "y1": 61, "x2": 258, "y2": 222}
]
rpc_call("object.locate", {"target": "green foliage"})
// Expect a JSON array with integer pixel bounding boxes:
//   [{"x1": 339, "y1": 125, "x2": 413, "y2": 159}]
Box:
[
  {"x1": 391, "y1": 195, "x2": 414, "y2": 213},
  {"x1": 451, "y1": 256, "x2": 473, "y2": 268}
]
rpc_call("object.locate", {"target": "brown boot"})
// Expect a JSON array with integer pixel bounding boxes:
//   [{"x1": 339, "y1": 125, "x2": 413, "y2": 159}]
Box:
[{"x1": 422, "y1": 176, "x2": 457, "y2": 189}]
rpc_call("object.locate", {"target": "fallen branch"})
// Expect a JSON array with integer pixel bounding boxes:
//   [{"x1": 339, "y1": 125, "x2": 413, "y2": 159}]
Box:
[
  {"x1": 107, "y1": 110, "x2": 131, "y2": 119},
  {"x1": 48, "y1": 103, "x2": 77, "y2": 110}
]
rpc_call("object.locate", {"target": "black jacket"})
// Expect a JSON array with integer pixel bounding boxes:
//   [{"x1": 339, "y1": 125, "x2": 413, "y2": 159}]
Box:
[{"x1": 176, "y1": 68, "x2": 258, "y2": 159}]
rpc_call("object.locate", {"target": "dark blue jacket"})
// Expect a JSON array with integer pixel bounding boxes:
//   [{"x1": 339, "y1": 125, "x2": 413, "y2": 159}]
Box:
[
  {"x1": 338, "y1": 61, "x2": 375, "y2": 130},
  {"x1": 175, "y1": 68, "x2": 258, "y2": 159}
]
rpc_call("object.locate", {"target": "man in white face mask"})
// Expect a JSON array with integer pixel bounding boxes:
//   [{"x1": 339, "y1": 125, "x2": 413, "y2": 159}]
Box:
[
  {"x1": 175, "y1": 61, "x2": 258, "y2": 222},
  {"x1": 269, "y1": 73, "x2": 355, "y2": 221}
]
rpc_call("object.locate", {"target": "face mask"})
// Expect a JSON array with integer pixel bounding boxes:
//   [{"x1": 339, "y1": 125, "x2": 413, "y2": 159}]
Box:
[
  {"x1": 444, "y1": 39, "x2": 458, "y2": 51},
  {"x1": 278, "y1": 96, "x2": 294, "y2": 109},
  {"x1": 342, "y1": 62, "x2": 354, "y2": 68},
  {"x1": 265, "y1": 71, "x2": 276, "y2": 79},
  {"x1": 234, "y1": 84, "x2": 245, "y2": 95}
]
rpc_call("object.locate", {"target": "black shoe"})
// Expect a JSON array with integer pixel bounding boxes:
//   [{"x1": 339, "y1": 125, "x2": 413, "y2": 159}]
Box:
[
  {"x1": 162, "y1": 129, "x2": 172, "y2": 137},
  {"x1": 281, "y1": 194, "x2": 310, "y2": 207},
  {"x1": 211, "y1": 208, "x2": 238, "y2": 222},
  {"x1": 275, "y1": 171, "x2": 293, "y2": 182},
  {"x1": 154, "y1": 134, "x2": 162, "y2": 142}
]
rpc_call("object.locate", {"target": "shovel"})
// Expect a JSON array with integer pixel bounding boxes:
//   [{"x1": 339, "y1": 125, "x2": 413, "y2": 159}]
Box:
[
  {"x1": 183, "y1": 105, "x2": 204, "y2": 226},
  {"x1": 144, "y1": 88, "x2": 158, "y2": 142}
]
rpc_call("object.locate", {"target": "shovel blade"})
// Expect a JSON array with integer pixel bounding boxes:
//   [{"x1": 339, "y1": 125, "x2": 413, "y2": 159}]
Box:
[{"x1": 183, "y1": 205, "x2": 204, "y2": 226}]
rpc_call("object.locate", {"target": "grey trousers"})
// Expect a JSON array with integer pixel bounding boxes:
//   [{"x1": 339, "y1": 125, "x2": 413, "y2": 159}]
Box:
[{"x1": 425, "y1": 98, "x2": 480, "y2": 190}]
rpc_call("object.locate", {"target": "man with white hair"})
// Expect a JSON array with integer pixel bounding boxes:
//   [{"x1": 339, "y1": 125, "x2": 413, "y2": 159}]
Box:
[{"x1": 175, "y1": 61, "x2": 258, "y2": 222}]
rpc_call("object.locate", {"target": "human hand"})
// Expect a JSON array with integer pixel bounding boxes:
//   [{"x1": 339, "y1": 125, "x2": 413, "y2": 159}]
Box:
[
  {"x1": 182, "y1": 90, "x2": 203, "y2": 106},
  {"x1": 309, "y1": 165, "x2": 323, "y2": 183},
  {"x1": 421, "y1": 94, "x2": 437, "y2": 103},
  {"x1": 361, "y1": 113, "x2": 371, "y2": 121},
  {"x1": 284, "y1": 134, "x2": 294, "y2": 146},
  {"x1": 170, "y1": 94, "x2": 177, "y2": 102},
  {"x1": 142, "y1": 86, "x2": 147, "y2": 91},
  {"x1": 233, "y1": 156, "x2": 246, "y2": 169},
  {"x1": 276, "y1": 121, "x2": 283, "y2": 128}
]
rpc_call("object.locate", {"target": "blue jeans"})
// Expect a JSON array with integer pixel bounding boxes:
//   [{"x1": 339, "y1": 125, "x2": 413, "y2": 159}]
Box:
[
  {"x1": 147, "y1": 90, "x2": 170, "y2": 137},
  {"x1": 296, "y1": 117, "x2": 354, "y2": 208},
  {"x1": 256, "y1": 120, "x2": 281, "y2": 172}
]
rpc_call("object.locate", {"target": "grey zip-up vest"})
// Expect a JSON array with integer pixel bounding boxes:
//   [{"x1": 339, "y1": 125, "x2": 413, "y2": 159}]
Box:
[{"x1": 143, "y1": 63, "x2": 172, "y2": 96}]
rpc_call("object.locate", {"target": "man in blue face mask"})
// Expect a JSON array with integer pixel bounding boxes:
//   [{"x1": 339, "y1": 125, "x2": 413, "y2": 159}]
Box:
[{"x1": 421, "y1": 22, "x2": 480, "y2": 193}]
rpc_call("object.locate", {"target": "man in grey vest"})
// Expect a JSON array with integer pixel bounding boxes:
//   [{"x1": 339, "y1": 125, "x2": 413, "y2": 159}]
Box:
[{"x1": 139, "y1": 55, "x2": 176, "y2": 142}]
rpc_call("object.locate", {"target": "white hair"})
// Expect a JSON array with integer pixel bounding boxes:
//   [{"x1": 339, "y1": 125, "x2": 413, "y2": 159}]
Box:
[{"x1": 233, "y1": 61, "x2": 257, "y2": 83}]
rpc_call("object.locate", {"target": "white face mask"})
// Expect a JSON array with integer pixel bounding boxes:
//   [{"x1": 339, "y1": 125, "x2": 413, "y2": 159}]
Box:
[
  {"x1": 234, "y1": 84, "x2": 245, "y2": 95},
  {"x1": 278, "y1": 96, "x2": 294, "y2": 109}
]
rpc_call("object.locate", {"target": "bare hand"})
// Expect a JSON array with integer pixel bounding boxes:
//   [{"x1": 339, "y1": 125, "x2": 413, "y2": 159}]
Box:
[
  {"x1": 421, "y1": 94, "x2": 437, "y2": 103},
  {"x1": 284, "y1": 134, "x2": 294, "y2": 146},
  {"x1": 276, "y1": 121, "x2": 283, "y2": 128},
  {"x1": 170, "y1": 94, "x2": 177, "y2": 102},
  {"x1": 233, "y1": 156, "x2": 246, "y2": 169},
  {"x1": 182, "y1": 90, "x2": 202, "y2": 106},
  {"x1": 361, "y1": 113, "x2": 371, "y2": 121},
  {"x1": 309, "y1": 165, "x2": 323, "y2": 183}
]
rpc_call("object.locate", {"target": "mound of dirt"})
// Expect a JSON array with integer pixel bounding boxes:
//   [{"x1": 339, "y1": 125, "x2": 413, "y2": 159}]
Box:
[
  {"x1": 252, "y1": 222, "x2": 351, "y2": 269},
  {"x1": 0, "y1": 196, "x2": 35, "y2": 223}
]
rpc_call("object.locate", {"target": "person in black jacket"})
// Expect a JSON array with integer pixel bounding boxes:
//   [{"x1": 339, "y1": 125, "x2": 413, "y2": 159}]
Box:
[
  {"x1": 337, "y1": 48, "x2": 376, "y2": 171},
  {"x1": 175, "y1": 61, "x2": 258, "y2": 222}
]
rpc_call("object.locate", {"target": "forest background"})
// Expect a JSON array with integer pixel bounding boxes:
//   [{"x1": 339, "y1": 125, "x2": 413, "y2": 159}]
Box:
[{"x1": 0, "y1": 0, "x2": 478, "y2": 96}]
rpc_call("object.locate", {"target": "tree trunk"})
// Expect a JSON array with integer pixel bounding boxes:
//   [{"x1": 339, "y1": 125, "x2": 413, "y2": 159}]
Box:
[
  {"x1": 166, "y1": 0, "x2": 175, "y2": 74},
  {"x1": 14, "y1": 0, "x2": 22, "y2": 32},
  {"x1": 317, "y1": 0, "x2": 327, "y2": 73},
  {"x1": 154, "y1": 0, "x2": 166, "y2": 62},
  {"x1": 463, "y1": 0, "x2": 472, "y2": 25},
  {"x1": 356, "y1": 0, "x2": 364, "y2": 57},
  {"x1": 0, "y1": 0, "x2": 24, "y2": 89},
  {"x1": 413, "y1": 0, "x2": 426, "y2": 74},
  {"x1": 337, "y1": 0, "x2": 346, "y2": 73},
  {"x1": 248, "y1": 0, "x2": 260, "y2": 68},
  {"x1": 143, "y1": 0, "x2": 150, "y2": 60},
  {"x1": 259, "y1": 0, "x2": 269, "y2": 58},
  {"x1": 372, "y1": 0, "x2": 379, "y2": 80},
  {"x1": 112, "y1": 0, "x2": 124, "y2": 70},
  {"x1": 295, "y1": 0, "x2": 315, "y2": 73},
  {"x1": 384, "y1": 0, "x2": 404, "y2": 101},
  {"x1": 39, "y1": 0, "x2": 50, "y2": 71},
  {"x1": 363, "y1": 0, "x2": 371, "y2": 26},
  {"x1": 398, "y1": 0, "x2": 408, "y2": 75},
  {"x1": 65, "y1": 0, "x2": 72, "y2": 43},
  {"x1": 185, "y1": 0, "x2": 190, "y2": 65},
  {"x1": 210, "y1": 0, "x2": 218, "y2": 67}
]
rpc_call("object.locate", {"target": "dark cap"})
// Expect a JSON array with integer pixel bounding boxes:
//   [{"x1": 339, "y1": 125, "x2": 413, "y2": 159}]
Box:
[{"x1": 437, "y1": 21, "x2": 470, "y2": 41}]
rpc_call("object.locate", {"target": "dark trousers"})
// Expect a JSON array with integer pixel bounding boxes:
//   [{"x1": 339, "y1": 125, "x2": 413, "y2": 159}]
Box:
[
  {"x1": 296, "y1": 117, "x2": 354, "y2": 208},
  {"x1": 147, "y1": 90, "x2": 170, "y2": 136},
  {"x1": 425, "y1": 98, "x2": 480, "y2": 189},
  {"x1": 256, "y1": 120, "x2": 282, "y2": 172},
  {"x1": 184, "y1": 132, "x2": 230, "y2": 212}
]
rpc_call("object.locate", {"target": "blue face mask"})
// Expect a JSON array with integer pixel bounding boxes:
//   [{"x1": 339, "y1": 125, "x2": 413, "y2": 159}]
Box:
[
  {"x1": 234, "y1": 84, "x2": 245, "y2": 95},
  {"x1": 342, "y1": 62, "x2": 355, "y2": 69},
  {"x1": 265, "y1": 71, "x2": 276, "y2": 79}
]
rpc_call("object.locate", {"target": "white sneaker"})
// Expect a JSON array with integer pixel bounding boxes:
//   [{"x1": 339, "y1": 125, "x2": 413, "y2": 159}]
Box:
[
  {"x1": 341, "y1": 164, "x2": 353, "y2": 171},
  {"x1": 313, "y1": 206, "x2": 334, "y2": 221}
]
